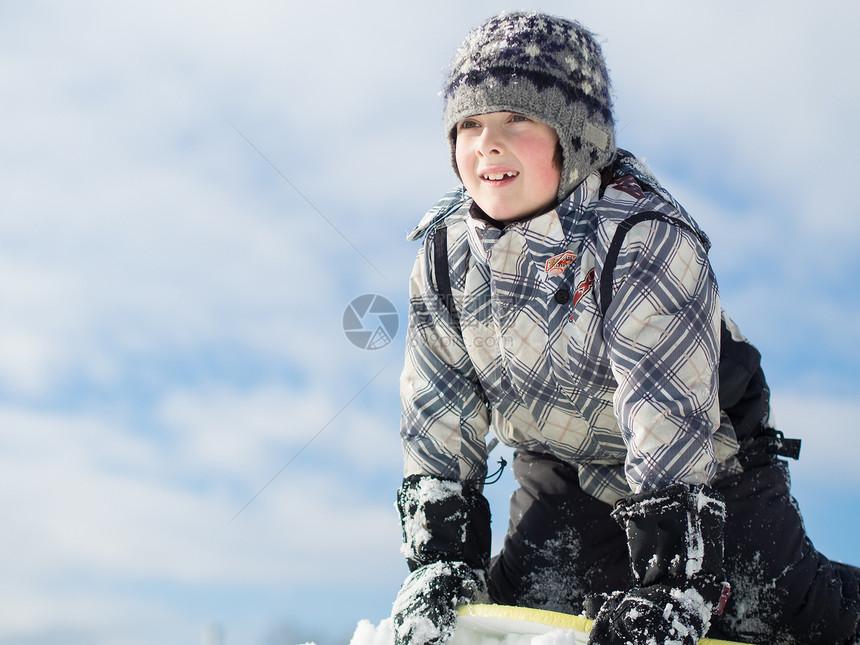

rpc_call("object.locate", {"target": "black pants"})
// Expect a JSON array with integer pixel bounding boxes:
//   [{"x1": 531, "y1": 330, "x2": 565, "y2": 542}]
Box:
[{"x1": 487, "y1": 450, "x2": 860, "y2": 644}]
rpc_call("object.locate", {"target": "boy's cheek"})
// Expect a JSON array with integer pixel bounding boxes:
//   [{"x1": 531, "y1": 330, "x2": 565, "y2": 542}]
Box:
[{"x1": 455, "y1": 145, "x2": 472, "y2": 175}]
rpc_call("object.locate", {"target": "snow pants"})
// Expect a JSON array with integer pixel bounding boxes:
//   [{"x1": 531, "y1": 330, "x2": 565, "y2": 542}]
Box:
[{"x1": 487, "y1": 450, "x2": 860, "y2": 644}]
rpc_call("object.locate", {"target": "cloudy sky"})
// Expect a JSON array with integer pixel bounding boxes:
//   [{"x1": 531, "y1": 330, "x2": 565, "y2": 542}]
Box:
[{"x1": 2, "y1": 1, "x2": 859, "y2": 644}]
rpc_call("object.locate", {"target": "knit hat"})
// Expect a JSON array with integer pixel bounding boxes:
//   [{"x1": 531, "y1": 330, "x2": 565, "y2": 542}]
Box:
[{"x1": 444, "y1": 11, "x2": 616, "y2": 202}]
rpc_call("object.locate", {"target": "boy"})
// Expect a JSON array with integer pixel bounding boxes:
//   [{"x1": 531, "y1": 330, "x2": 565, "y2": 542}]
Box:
[{"x1": 392, "y1": 11, "x2": 860, "y2": 645}]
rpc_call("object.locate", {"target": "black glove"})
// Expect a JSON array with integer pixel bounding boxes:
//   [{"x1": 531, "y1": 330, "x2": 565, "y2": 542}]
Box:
[
  {"x1": 589, "y1": 586, "x2": 709, "y2": 645},
  {"x1": 392, "y1": 560, "x2": 487, "y2": 645},
  {"x1": 392, "y1": 475, "x2": 491, "y2": 645},
  {"x1": 587, "y1": 483, "x2": 729, "y2": 645}
]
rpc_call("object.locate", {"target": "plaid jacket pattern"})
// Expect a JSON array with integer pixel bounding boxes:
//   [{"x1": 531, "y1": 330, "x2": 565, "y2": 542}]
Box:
[{"x1": 400, "y1": 165, "x2": 743, "y2": 505}]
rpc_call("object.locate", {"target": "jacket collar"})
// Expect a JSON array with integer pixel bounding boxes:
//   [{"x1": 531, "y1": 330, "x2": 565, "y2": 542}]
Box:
[{"x1": 465, "y1": 171, "x2": 602, "y2": 264}]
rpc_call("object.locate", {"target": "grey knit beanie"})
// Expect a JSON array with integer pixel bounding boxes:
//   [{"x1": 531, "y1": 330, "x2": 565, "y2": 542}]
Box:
[{"x1": 444, "y1": 11, "x2": 616, "y2": 202}]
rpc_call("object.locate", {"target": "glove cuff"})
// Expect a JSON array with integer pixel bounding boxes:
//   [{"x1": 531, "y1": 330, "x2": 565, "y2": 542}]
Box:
[
  {"x1": 612, "y1": 483, "x2": 729, "y2": 614},
  {"x1": 397, "y1": 475, "x2": 491, "y2": 571}
]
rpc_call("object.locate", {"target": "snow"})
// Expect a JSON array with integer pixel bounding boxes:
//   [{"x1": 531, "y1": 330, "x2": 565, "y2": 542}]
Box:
[
  {"x1": 349, "y1": 618, "x2": 394, "y2": 645},
  {"x1": 346, "y1": 617, "x2": 584, "y2": 645}
]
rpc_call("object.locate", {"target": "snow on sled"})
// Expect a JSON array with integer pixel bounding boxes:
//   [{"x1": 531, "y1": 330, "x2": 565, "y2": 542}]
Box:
[{"x1": 451, "y1": 604, "x2": 750, "y2": 645}]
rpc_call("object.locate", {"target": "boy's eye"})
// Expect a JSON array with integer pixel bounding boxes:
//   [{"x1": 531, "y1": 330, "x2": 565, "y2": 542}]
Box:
[
  {"x1": 510, "y1": 114, "x2": 530, "y2": 122},
  {"x1": 458, "y1": 119, "x2": 480, "y2": 130}
]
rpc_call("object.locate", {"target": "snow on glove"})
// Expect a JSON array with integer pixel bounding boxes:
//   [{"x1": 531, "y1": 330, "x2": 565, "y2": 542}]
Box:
[
  {"x1": 587, "y1": 483, "x2": 729, "y2": 645},
  {"x1": 395, "y1": 475, "x2": 491, "y2": 572},
  {"x1": 392, "y1": 560, "x2": 487, "y2": 645},
  {"x1": 588, "y1": 585, "x2": 708, "y2": 645}
]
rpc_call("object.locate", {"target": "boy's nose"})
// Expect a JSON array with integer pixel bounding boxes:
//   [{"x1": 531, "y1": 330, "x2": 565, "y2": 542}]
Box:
[{"x1": 476, "y1": 128, "x2": 504, "y2": 157}]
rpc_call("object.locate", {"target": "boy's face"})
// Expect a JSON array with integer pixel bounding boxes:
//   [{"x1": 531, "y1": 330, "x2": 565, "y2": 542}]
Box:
[{"x1": 455, "y1": 111, "x2": 560, "y2": 223}]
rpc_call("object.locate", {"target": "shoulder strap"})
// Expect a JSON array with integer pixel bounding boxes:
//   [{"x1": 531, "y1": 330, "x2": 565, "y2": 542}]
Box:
[
  {"x1": 596, "y1": 208, "x2": 803, "y2": 462},
  {"x1": 433, "y1": 226, "x2": 461, "y2": 330},
  {"x1": 599, "y1": 211, "x2": 708, "y2": 317}
]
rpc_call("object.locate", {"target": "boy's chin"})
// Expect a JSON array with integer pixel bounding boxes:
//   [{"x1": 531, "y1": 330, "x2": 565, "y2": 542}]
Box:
[{"x1": 474, "y1": 199, "x2": 557, "y2": 225}]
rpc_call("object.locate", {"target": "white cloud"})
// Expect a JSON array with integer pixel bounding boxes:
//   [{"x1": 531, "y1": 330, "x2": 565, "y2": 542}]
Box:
[
  {"x1": 0, "y1": 581, "x2": 195, "y2": 645},
  {"x1": 771, "y1": 392, "x2": 860, "y2": 484},
  {"x1": 0, "y1": 401, "x2": 404, "y2": 645},
  {"x1": 0, "y1": 400, "x2": 403, "y2": 582},
  {"x1": 156, "y1": 378, "x2": 402, "y2": 481}
]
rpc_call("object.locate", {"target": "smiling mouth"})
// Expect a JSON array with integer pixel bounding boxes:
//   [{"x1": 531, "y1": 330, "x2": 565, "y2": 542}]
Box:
[{"x1": 481, "y1": 171, "x2": 519, "y2": 181}]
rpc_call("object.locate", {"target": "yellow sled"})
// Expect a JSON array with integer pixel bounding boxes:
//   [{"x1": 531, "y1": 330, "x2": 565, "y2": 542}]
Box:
[{"x1": 454, "y1": 604, "x2": 751, "y2": 645}]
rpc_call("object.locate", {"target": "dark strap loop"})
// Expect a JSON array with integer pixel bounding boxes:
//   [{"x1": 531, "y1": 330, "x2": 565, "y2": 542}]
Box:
[
  {"x1": 483, "y1": 457, "x2": 508, "y2": 485},
  {"x1": 738, "y1": 428, "x2": 802, "y2": 469}
]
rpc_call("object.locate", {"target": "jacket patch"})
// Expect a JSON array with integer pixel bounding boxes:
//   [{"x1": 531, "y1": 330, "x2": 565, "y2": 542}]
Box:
[
  {"x1": 611, "y1": 175, "x2": 646, "y2": 200},
  {"x1": 572, "y1": 268, "x2": 596, "y2": 307},
  {"x1": 545, "y1": 250, "x2": 577, "y2": 277}
]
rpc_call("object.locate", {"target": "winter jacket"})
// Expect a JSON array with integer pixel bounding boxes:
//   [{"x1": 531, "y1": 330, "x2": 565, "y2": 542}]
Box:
[{"x1": 400, "y1": 152, "x2": 771, "y2": 505}]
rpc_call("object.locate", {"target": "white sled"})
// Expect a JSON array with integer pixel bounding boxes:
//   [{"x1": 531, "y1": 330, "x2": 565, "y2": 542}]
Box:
[{"x1": 452, "y1": 604, "x2": 750, "y2": 645}]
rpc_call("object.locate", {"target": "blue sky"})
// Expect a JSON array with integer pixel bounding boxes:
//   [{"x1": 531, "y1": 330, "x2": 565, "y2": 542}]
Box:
[{"x1": 1, "y1": 2, "x2": 858, "y2": 644}]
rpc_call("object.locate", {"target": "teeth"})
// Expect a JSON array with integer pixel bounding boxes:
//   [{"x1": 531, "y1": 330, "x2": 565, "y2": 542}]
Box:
[{"x1": 482, "y1": 171, "x2": 518, "y2": 180}]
